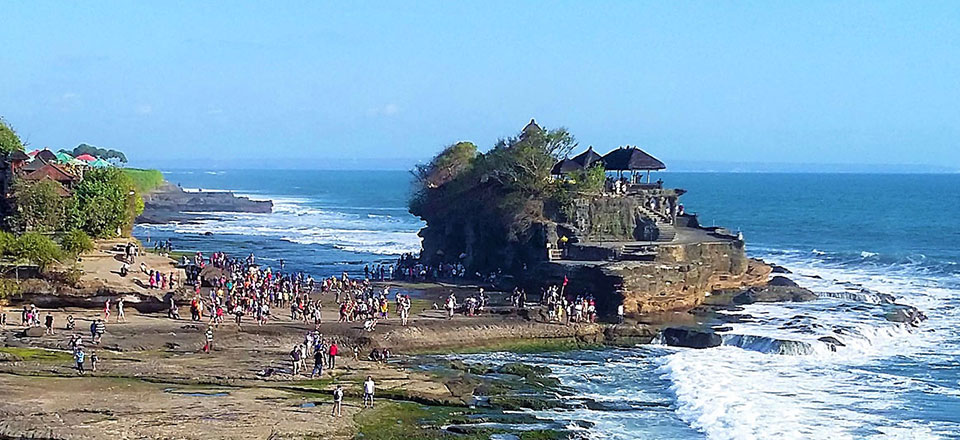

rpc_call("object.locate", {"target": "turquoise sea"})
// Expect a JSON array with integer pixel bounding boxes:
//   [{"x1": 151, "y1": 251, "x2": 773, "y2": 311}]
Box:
[{"x1": 136, "y1": 171, "x2": 960, "y2": 439}]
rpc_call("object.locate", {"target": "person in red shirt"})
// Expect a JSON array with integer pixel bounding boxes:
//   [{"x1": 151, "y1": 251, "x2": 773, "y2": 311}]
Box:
[{"x1": 328, "y1": 342, "x2": 338, "y2": 369}]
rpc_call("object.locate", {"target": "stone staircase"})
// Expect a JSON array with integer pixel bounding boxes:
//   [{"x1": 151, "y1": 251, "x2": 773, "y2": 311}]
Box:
[
  {"x1": 621, "y1": 243, "x2": 658, "y2": 260},
  {"x1": 655, "y1": 223, "x2": 677, "y2": 242},
  {"x1": 637, "y1": 205, "x2": 671, "y2": 223}
]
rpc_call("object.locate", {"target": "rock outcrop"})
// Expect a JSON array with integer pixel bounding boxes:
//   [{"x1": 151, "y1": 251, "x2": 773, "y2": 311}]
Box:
[{"x1": 138, "y1": 182, "x2": 272, "y2": 223}]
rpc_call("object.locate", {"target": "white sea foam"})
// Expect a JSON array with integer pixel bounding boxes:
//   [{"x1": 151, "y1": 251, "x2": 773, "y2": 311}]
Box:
[
  {"x1": 140, "y1": 193, "x2": 424, "y2": 255},
  {"x1": 654, "y1": 247, "x2": 960, "y2": 439}
]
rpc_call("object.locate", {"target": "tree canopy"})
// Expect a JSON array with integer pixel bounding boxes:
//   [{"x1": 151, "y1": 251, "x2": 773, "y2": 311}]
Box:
[
  {"x1": 62, "y1": 143, "x2": 127, "y2": 163},
  {"x1": 0, "y1": 117, "x2": 25, "y2": 156},
  {"x1": 409, "y1": 122, "x2": 584, "y2": 271},
  {"x1": 72, "y1": 168, "x2": 142, "y2": 238},
  {"x1": 7, "y1": 179, "x2": 76, "y2": 234}
]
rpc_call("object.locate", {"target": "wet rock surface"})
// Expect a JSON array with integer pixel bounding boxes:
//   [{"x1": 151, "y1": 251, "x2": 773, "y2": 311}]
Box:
[{"x1": 661, "y1": 327, "x2": 722, "y2": 349}]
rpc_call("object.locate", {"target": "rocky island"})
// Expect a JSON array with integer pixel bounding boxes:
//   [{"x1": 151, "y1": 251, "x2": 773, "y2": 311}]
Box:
[
  {"x1": 137, "y1": 181, "x2": 273, "y2": 223},
  {"x1": 411, "y1": 119, "x2": 774, "y2": 320}
]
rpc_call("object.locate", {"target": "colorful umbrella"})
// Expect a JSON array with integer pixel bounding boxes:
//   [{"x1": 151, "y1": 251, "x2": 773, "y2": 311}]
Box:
[
  {"x1": 75, "y1": 153, "x2": 97, "y2": 162},
  {"x1": 90, "y1": 158, "x2": 112, "y2": 168},
  {"x1": 54, "y1": 151, "x2": 74, "y2": 163}
]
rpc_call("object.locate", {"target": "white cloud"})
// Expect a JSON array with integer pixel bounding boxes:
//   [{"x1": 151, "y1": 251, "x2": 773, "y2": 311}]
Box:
[{"x1": 136, "y1": 104, "x2": 153, "y2": 114}]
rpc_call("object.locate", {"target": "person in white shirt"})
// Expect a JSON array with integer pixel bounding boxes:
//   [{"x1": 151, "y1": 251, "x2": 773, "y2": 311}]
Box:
[
  {"x1": 331, "y1": 385, "x2": 343, "y2": 417},
  {"x1": 362, "y1": 376, "x2": 376, "y2": 408}
]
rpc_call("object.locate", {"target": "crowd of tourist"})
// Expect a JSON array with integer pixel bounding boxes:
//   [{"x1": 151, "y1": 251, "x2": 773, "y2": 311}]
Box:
[{"x1": 541, "y1": 284, "x2": 598, "y2": 324}]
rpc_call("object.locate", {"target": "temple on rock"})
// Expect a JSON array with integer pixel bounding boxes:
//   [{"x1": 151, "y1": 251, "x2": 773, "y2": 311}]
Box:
[
  {"x1": 537, "y1": 143, "x2": 764, "y2": 317},
  {"x1": 412, "y1": 119, "x2": 769, "y2": 318}
]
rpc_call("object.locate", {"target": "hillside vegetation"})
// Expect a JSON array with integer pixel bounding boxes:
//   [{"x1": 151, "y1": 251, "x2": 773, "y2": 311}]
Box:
[{"x1": 123, "y1": 168, "x2": 165, "y2": 194}]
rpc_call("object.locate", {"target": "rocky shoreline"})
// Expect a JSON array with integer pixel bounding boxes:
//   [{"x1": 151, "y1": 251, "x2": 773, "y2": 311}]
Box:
[{"x1": 137, "y1": 181, "x2": 272, "y2": 224}]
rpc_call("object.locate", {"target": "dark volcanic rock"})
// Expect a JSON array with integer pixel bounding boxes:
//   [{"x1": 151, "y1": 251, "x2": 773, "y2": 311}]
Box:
[
  {"x1": 818, "y1": 336, "x2": 845, "y2": 347},
  {"x1": 20, "y1": 326, "x2": 45, "y2": 338},
  {"x1": 770, "y1": 264, "x2": 792, "y2": 274},
  {"x1": 661, "y1": 328, "x2": 722, "y2": 349},
  {"x1": 138, "y1": 182, "x2": 272, "y2": 223},
  {"x1": 767, "y1": 276, "x2": 799, "y2": 287},
  {"x1": 885, "y1": 305, "x2": 927, "y2": 326},
  {"x1": 732, "y1": 286, "x2": 817, "y2": 305}
]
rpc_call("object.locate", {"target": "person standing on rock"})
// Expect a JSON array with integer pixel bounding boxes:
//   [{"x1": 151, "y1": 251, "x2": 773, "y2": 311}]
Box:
[
  {"x1": 116, "y1": 298, "x2": 126, "y2": 323},
  {"x1": 328, "y1": 341, "x2": 339, "y2": 369},
  {"x1": 362, "y1": 376, "x2": 376, "y2": 409},
  {"x1": 74, "y1": 348, "x2": 85, "y2": 375},
  {"x1": 44, "y1": 312, "x2": 54, "y2": 335},
  {"x1": 311, "y1": 346, "x2": 324, "y2": 378},
  {"x1": 291, "y1": 345, "x2": 303, "y2": 376},
  {"x1": 203, "y1": 326, "x2": 214, "y2": 353},
  {"x1": 331, "y1": 385, "x2": 344, "y2": 417},
  {"x1": 93, "y1": 319, "x2": 106, "y2": 344}
]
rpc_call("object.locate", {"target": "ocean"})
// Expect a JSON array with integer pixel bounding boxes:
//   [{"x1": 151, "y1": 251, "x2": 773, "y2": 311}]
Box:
[{"x1": 135, "y1": 171, "x2": 960, "y2": 439}]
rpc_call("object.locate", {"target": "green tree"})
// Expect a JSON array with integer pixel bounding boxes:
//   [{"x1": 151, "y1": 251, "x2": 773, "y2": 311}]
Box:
[
  {"x1": 71, "y1": 168, "x2": 143, "y2": 237},
  {"x1": 482, "y1": 126, "x2": 577, "y2": 198},
  {"x1": 68, "y1": 143, "x2": 127, "y2": 163},
  {"x1": 8, "y1": 179, "x2": 72, "y2": 233},
  {"x1": 412, "y1": 141, "x2": 478, "y2": 190},
  {"x1": 0, "y1": 117, "x2": 25, "y2": 156},
  {"x1": 10, "y1": 233, "x2": 62, "y2": 271},
  {"x1": 570, "y1": 163, "x2": 607, "y2": 194},
  {"x1": 60, "y1": 229, "x2": 94, "y2": 257}
]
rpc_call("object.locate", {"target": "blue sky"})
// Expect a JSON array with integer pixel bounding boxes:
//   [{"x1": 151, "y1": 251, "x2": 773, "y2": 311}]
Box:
[{"x1": 1, "y1": 1, "x2": 958, "y2": 170}]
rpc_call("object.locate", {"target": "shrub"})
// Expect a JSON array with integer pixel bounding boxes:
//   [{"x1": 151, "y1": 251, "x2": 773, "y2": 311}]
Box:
[
  {"x1": 60, "y1": 229, "x2": 95, "y2": 257},
  {"x1": 0, "y1": 231, "x2": 16, "y2": 255},
  {"x1": 8, "y1": 179, "x2": 73, "y2": 233}
]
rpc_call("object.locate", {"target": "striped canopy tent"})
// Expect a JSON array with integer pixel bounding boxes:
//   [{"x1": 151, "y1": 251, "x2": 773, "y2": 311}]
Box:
[
  {"x1": 89, "y1": 158, "x2": 113, "y2": 168},
  {"x1": 54, "y1": 151, "x2": 74, "y2": 163},
  {"x1": 75, "y1": 153, "x2": 97, "y2": 162},
  {"x1": 601, "y1": 146, "x2": 666, "y2": 183}
]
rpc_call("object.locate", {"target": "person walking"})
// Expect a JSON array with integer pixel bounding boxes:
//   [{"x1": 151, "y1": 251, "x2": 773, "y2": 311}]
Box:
[
  {"x1": 331, "y1": 385, "x2": 343, "y2": 417},
  {"x1": 362, "y1": 376, "x2": 376, "y2": 409},
  {"x1": 103, "y1": 299, "x2": 111, "y2": 320},
  {"x1": 116, "y1": 298, "x2": 126, "y2": 323}
]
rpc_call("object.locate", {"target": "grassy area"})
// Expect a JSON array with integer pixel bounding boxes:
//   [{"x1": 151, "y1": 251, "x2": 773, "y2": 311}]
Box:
[
  {"x1": 410, "y1": 337, "x2": 603, "y2": 355},
  {"x1": 0, "y1": 347, "x2": 73, "y2": 362},
  {"x1": 123, "y1": 168, "x2": 165, "y2": 194},
  {"x1": 353, "y1": 400, "x2": 565, "y2": 440}
]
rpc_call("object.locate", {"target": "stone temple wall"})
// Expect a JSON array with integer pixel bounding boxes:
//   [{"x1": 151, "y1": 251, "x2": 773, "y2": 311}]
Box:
[{"x1": 536, "y1": 239, "x2": 766, "y2": 317}]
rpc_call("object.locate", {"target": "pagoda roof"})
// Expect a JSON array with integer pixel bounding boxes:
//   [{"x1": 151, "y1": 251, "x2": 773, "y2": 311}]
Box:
[
  {"x1": 9, "y1": 150, "x2": 30, "y2": 161},
  {"x1": 601, "y1": 146, "x2": 665, "y2": 171},
  {"x1": 551, "y1": 158, "x2": 582, "y2": 175},
  {"x1": 35, "y1": 149, "x2": 57, "y2": 163},
  {"x1": 22, "y1": 163, "x2": 78, "y2": 184},
  {"x1": 571, "y1": 146, "x2": 603, "y2": 168}
]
